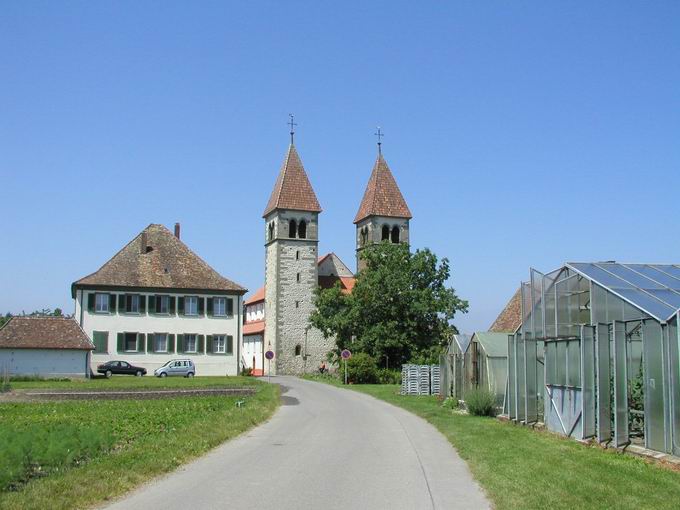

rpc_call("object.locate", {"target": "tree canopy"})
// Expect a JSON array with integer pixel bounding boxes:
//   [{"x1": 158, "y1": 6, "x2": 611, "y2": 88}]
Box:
[{"x1": 310, "y1": 242, "x2": 467, "y2": 367}]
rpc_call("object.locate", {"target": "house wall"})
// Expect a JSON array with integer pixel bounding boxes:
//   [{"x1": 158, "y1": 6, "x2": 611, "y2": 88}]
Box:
[
  {"x1": 74, "y1": 289, "x2": 242, "y2": 376},
  {"x1": 243, "y1": 334, "x2": 264, "y2": 372},
  {"x1": 318, "y1": 254, "x2": 353, "y2": 277},
  {"x1": 0, "y1": 349, "x2": 89, "y2": 377},
  {"x1": 246, "y1": 302, "x2": 265, "y2": 322}
]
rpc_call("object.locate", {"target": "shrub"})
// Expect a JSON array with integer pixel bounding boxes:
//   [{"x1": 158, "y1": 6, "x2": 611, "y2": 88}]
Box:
[
  {"x1": 441, "y1": 397, "x2": 459, "y2": 410},
  {"x1": 464, "y1": 388, "x2": 497, "y2": 417},
  {"x1": 343, "y1": 353, "x2": 378, "y2": 384},
  {"x1": 240, "y1": 367, "x2": 253, "y2": 377},
  {"x1": 377, "y1": 368, "x2": 401, "y2": 385}
]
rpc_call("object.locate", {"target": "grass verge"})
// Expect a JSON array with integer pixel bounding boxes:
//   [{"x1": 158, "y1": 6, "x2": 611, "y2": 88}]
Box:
[
  {"x1": 10, "y1": 375, "x2": 260, "y2": 391},
  {"x1": 0, "y1": 378, "x2": 278, "y2": 510},
  {"x1": 307, "y1": 377, "x2": 680, "y2": 510}
]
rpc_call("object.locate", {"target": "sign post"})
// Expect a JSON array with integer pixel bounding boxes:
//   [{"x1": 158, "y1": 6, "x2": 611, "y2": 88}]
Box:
[
  {"x1": 341, "y1": 349, "x2": 352, "y2": 385},
  {"x1": 265, "y1": 350, "x2": 275, "y2": 383}
]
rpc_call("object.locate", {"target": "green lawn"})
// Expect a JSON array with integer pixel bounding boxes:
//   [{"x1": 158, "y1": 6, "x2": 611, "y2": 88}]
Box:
[
  {"x1": 306, "y1": 376, "x2": 680, "y2": 510},
  {"x1": 10, "y1": 375, "x2": 260, "y2": 391},
  {"x1": 0, "y1": 377, "x2": 278, "y2": 510}
]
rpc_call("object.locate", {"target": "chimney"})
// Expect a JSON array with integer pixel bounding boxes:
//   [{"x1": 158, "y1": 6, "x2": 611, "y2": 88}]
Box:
[
  {"x1": 174, "y1": 223, "x2": 181, "y2": 239},
  {"x1": 140, "y1": 232, "x2": 147, "y2": 254}
]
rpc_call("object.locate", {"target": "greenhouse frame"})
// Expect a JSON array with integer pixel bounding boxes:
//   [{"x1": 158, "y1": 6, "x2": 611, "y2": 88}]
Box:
[
  {"x1": 441, "y1": 334, "x2": 470, "y2": 399},
  {"x1": 505, "y1": 262, "x2": 680, "y2": 456},
  {"x1": 463, "y1": 332, "x2": 508, "y2": 406}
]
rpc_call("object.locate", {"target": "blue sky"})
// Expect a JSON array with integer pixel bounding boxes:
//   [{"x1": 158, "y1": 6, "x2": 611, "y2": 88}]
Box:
[{"x1": 1, "y1": 2, "x2": 678, "y2": 332}]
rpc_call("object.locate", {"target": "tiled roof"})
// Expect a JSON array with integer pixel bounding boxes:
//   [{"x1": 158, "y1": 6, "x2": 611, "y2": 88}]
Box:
[
  {"x1": 263, "y1": 145, "x2": 322, "y2": 217},
  {"x1": 489, "y1": 288, "x2": 522, "y2": 333},
  {"x1": 245, "y1": 287, "x2": 265, "y2": 305},
  {"x1": 72, "y1": 224, "x2": 246, "y2": 295},
  {"x1": 243, "y1": 320, "x2": 265, "y2": 335},
  {"x1": 0, "y1": 317, "x2": 94, "y2": 350},
  {"x1": 354, "y1": 154, "x2": 412, "y2": 224},
  {"x1": 318, "y1": 276, "x2": 356, "y2": 294}
]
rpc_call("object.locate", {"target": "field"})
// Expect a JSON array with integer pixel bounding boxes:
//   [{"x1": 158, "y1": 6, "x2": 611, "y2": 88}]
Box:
[
  {"x1": 0, "y1": 376, "x2": 278, "y2": 510},
  {"x1": 305, "y1": 376, "x2": 680, "y2": 510}
]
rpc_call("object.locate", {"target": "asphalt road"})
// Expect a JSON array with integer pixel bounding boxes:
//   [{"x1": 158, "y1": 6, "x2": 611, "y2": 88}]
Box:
[{"x1": 105, "y1": 376, "x2": 490, "y2": 510}]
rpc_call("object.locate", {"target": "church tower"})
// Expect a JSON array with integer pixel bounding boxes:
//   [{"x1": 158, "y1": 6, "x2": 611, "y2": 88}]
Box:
[
  {"x1": 354, "y1": 148, "x2": 412, "y2": 272},
  {"x1": 263, "y1": 140, "x2": 332, "y2": 374}
]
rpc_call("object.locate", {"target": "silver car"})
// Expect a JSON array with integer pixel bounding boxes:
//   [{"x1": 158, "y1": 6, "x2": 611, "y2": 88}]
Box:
[{"x1": 154, "y1": 359, "x2": 196, "y2": 378}]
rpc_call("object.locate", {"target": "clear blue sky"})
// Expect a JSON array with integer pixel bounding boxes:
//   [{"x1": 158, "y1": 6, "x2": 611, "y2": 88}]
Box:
[{"x1": 1, "y1": 2, "x2": 679, "y2": 332}]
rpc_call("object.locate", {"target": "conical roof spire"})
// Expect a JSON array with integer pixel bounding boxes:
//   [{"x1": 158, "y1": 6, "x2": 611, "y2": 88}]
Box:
[
  {"x1": 263, "y1": 144, "x2": 322, "y2": 217},
  {"x1": 354, "y1": 154, "x2": 412, "y2": 224}
]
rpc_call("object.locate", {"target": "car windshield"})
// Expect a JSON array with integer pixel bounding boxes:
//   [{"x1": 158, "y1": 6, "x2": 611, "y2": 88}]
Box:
[{"x1": 161, "y1": 360, "x2": 174, "y2": 367}]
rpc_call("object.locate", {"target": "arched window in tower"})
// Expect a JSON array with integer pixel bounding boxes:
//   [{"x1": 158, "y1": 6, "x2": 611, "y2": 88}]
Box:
[
  {"x1": 294, "y1": 344, "x2": 302, "y2": 356},
  {"x1": 268, "y1": 222, "x2": 274, "y2": 241},
  {"x1": 289, "y1": 219, "x2": 297, "y2": 239},
  {"x1": 359, "y1": 226, "x2": 368, "y2": 246},
  {"x1": 391, "y1": 226, "x2": 400, "y2": 243},
  {"x1": 298, "y1": 220, "x2": 307, "y2": 239},
  {"x1": 382, "y1": 225, "x2": 390, "y2": 241}
]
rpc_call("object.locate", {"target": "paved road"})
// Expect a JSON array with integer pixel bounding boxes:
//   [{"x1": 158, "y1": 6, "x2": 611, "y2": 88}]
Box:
[{"x1": 105, "y1": 377, "x2": 489, "y2": 510}]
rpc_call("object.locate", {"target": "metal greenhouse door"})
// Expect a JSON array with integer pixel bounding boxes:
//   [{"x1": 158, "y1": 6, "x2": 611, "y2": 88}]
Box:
[
  {"x1": 642, "y1": 320, "x2": 667, "y2": 453},
  {"x1": 581, "y1": 325, "x2": 596, "y2": 438},
  {"x1": 596, "y1": 323, "x2": 612, "y2": 443},
  {"x1": 613, "y1": 321, "x2": 629, "y2": 447}
]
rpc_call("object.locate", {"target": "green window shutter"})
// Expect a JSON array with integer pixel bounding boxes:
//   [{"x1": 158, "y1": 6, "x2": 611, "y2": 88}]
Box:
[
  {"x1": 168, "y1": 334, "x2": 175, "y2": 353},
  {"x1": 137, "y1": 333, "x2": 145, "y2": 352},
  {"x1": 177, "y1": 334, "x2": 184, "y2": 354},
  {"x1": 204, "y1": 335, "x2": 211, "y2": 354},
  {"x1": 169, "y1": 297, "x2": 176, "y2": 315},
  {"x1": 118, "y1": 294, "x2": 126, "y2": 312},
  {"x1": 178, "y1": 297, "x2": 185, "y2": 315},
  {"x1": 148, "y1": 295, "x2": 156, "y2": 314},
  {"x1": 147, "y1": 334, "x2": 154, "y2": 353},
  {"x1": 198, "y1": 297, "x2": 205, "y2": 316},
  {"x1": 117, "y1": 333, "x2": 124, "y2": 353},
  {"x1": 93, "y1": 331, "x2": 108, "y2": 353},
  {"x1": 226, "y1": 298, "x2": 234, "y2": 316},
  {"x1": 139, "y1": 295, "x2": 146, "y2": 314},
  {"x1": 207, "y1": 298, "x2": 214, "y2": 317},
  {"x1": 226, "y1": 335, "x2": 233, "y2": 355},
  {"x1": 109, "y1": 294, "x2": 117, "y2": 313},
  {"x1": 87, "y1": 293, "x2": 95, "y2": 312}
]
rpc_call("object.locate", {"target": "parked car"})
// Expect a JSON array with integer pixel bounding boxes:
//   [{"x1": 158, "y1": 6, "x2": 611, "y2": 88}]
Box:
[
  {"x1": 97, "y1": 360, "x2": 147, "y2": 378},
  {"x1": 154, "y1": 359, "x2": 195, "y2": 378}
]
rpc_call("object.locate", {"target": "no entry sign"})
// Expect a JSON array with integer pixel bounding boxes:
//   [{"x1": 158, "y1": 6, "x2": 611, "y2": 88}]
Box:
[
  {"x1": 341, "y1": 349, "x2": 352, "y2": 360},
  {"x1": 265, "y1": 350, "x2": 274, "y2": 360}
]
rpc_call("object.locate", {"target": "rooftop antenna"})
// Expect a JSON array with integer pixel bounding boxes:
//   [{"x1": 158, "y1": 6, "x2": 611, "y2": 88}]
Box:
[
  {"x1": 288, "y1": 114, "x2": 297, "y2": 145},
  {"x1": 374, "y1": 126, "x2": 384, "y2": 155}
]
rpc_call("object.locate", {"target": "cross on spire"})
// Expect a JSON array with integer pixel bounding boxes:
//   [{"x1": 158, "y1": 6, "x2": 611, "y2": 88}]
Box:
[
  {"x1": 374, "y1": 126, "x2": 384, "y2": 154},
  {"x1": 288, "y1": 114, "x2": 297, "y2": 145}
]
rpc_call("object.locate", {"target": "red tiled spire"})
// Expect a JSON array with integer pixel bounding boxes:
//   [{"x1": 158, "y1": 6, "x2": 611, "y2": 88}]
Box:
[
  {"x1": 354, "y1": 154, "x2": 412, "y2": 224},
  {"x1": 263, "y1": 145, "x2": 322, "y2": 217}
]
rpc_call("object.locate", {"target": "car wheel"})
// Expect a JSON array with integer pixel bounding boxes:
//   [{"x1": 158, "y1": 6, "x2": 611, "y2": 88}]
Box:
[
  {"x1": 160, "y1": 372, "x2": 167, "y2": 378},
  {"x1": 187, "y1": 372, "x2": 194, "y2": 378},
  {"x1": 105, "y1": 370, "x2": 112, "y2": 379},
  {"x1": 135, "y1": 371, "x2": 142, "y2": 377}
]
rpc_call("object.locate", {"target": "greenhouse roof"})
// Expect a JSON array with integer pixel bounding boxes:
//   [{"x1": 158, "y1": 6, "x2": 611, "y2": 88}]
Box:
[
  {"x1": 567, "y1": 262, "x2": 680, "y2": 322},
  {"x1": 470, "y1": 332, "x2": 508, "y2": 358},
  {"x1": 452, "y1": 334, "x2": 471, "y2": 353}
]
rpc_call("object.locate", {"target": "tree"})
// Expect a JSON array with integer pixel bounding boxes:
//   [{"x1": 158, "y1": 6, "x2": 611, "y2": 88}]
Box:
[{"x1": 310, "y1": 242, "x2": 468, "y2": 367}]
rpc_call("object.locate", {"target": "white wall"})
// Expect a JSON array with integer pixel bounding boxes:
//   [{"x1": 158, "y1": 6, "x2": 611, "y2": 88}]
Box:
[
  {"x1": 243, "y1": 334, "x2": 264, "y2": 371},
  {"x1": 0, "y1": 349, "x2": 89, "y2": 377},
  {"x1": 246, "y1": 302, "x2": 265, "y2": 322},
  {"x1": 75, "y1": 289, "x2": 242, "y2": 376}
]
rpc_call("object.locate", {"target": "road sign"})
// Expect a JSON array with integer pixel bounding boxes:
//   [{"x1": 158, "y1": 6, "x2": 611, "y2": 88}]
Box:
[
  {"x1": 341, "y1": 349, "x2": 352, "y2": 360},
  {"x1": 265, "y1": 350, "x2": 274, "y2": 383},
  {"x1": 265, "y1": 350, "x2": 274, "y2": 360}
]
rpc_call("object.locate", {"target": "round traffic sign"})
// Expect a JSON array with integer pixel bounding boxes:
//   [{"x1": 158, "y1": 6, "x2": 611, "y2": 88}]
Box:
[
  {"x1": 265, "y1": 350, "x2": 275, "y2": 360},
  {"x1": 341, "y1": 349, "x2": 352, "y2": 360}
]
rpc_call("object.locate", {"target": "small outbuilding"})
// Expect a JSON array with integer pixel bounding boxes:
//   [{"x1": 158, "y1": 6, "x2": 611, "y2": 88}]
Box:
[
  {"x1": 0, "y1": 317, "x2": 94, "y2": 378},
  {"x1": 441, "y1": 334, "x2": 471, "y2": 399},
  {"x1": 463, "y1": 332, "x2": 508, "y2": 405}
]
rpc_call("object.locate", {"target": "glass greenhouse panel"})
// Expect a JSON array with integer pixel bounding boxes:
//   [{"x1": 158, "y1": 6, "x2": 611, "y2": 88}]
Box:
[
  {"x1": 653, "y1": 265, "x2": 680, "y2": 281},
  {"x1": 581, "y1": 326, "x2": 596, "y2": 438},
  {"x1": 669, "y1": 316, "x2": 680, "y2": 456},
  {"x1": 596, "y1": 323, "x2": 612, "y2": 442},
  {"x1": 567, "y1": 339, "x2": 581, "y2": 387},
  {"x1": 601, "y1": 263, "x2": 665, "y2": 290},
  {"x1": 507, "y1": 334, "x2": 516, "y2": 420},
  {"x1": 642, "y1": 320, "x2": 666, "y2": 453},
  {"x1": 615, "y1": 288, "x2": 675, "y2": 321},
  {"x1": 613, "y1": 321, "x2": 629, "y2": 447},
  {"x1": 516, "y1": 333, "x2": 526, "y2": 423},
  {"x1": 591, "y1": 283, "x2": 608, "y2": 324},
  {"x1": 625, "y1": 264, "x2": 680, "y2": 290},
  {"x1": 525, "y1": 334, "x2": 538, "y2": 422}
]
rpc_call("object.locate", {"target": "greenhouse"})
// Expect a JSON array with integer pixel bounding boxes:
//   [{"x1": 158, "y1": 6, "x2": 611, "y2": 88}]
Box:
[
  {"x1": 441, "y1": 334, "x2": 470, "y2": 399},
  {"x1": 505, "y1": 262, "x2": 680, "y2": 457},
  {"x1": 463, "y1": 332, "x2": 508, "y2": 406}
]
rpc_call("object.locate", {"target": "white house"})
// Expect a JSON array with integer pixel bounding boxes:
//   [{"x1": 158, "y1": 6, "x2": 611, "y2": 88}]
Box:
[
  {"x1": 72, "y1": 223, "x2": 247, "y2": 376},
  {"x1": 0, "y1": 316, "x2": 94, "y2": 378}
]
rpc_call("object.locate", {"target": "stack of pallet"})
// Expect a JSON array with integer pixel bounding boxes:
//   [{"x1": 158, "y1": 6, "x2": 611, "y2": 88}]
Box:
[
  {"x1": 401, "y1": 364, "x2": 420, "y2": 395},
  {"x1": 418, "y1": 365, "x2": 431, "y2": 395},
  {"x1": 430, "y1": 365, "x2": 441, "y2": 395},
  {"x1": 401, "y1": 364, "x2": 440, "y2": 395}
]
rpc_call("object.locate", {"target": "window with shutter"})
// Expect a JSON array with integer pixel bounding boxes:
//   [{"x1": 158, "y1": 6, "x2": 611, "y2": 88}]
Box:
[
  {"x1": 184, "y1": 334, "x2": 197, "y2": 353},
  {"x1": 226, "y1": 298, "x2": 233, "y2": 316},
  {"x1": 87, "y1": 293, "x2": 96, "y2": 312},
  {"x1": 93, "y1": 331, "x2": 108, "y2": 353},
  {"x1": 95, "y1": 293, "x2": 109, "y2": 313},
  {"x1": 226, "y1": 335, "x2": 233, "y2": 355},
  {"x1": 213, "y1": 297, "x2": 225, "y2": 316}
]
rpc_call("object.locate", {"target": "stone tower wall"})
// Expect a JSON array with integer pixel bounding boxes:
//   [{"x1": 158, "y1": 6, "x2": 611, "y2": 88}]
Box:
[{"x1": 356, "y1": 216, "x2": 410, "y2": 272}]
